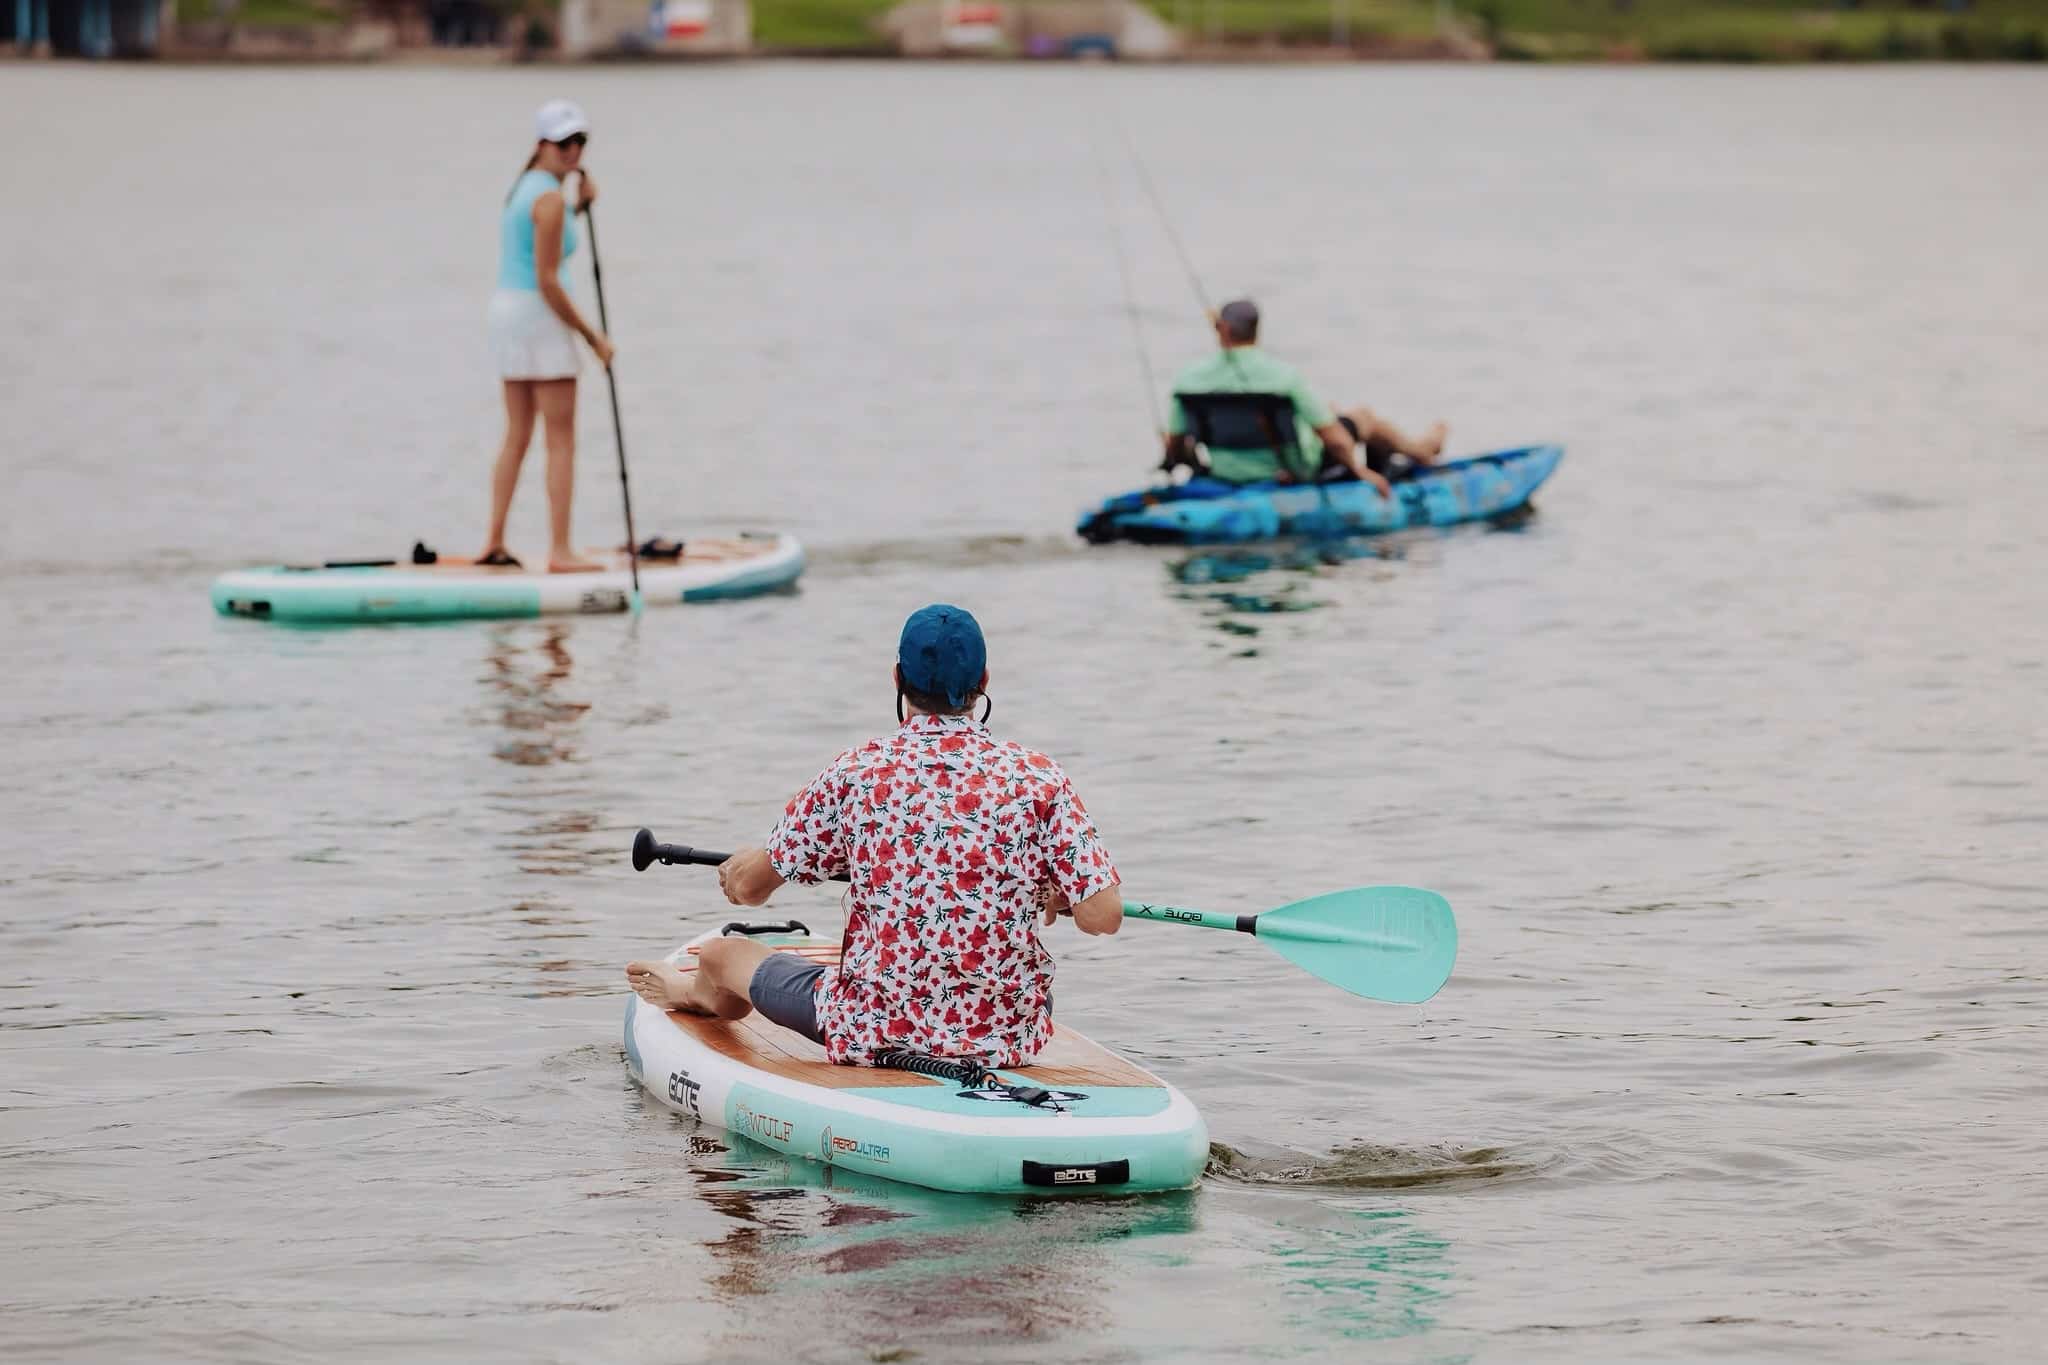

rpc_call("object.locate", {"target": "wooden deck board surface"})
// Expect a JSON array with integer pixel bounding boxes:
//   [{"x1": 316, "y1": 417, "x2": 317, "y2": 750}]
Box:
[
  {"x1": 661, "y1": 942, "x2": 1161, "y2": 1090},
  {"x1": 403, "y1": 538, "x2": 770, "y2": 577}
]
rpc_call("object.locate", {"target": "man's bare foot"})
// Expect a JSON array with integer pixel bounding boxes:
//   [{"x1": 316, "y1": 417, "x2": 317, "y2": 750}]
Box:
[
  {"x1": 1418, "y1": 422, "x2": 1449, "y2": 461},
  {"x1": 626, "y1": 960, "x2": 697, "y2": 1011},
  {"x1": 547, "y1": 552, "x2": 604, "y2": 574}
]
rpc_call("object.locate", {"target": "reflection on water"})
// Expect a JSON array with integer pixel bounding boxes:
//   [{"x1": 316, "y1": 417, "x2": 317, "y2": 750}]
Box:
[
  {"x1": 680, "y1": 1134, "x2": 1199, "y2": 1354},
  {"x1": 654, "y1": 1123, "x2": 1470, "y2": 1356},
  {"x1": 478, "y1": 623, "x2": 605, "y2": 997},
  {"x1": 1162, "y1": 506, "x2": 1539, "y2": 651},
  {"x1": 1171, "y1": 540, "x2": 1399, "y2": 589},
  {"x1": 481, "y1": 622, "x2": 589, "y2": 769},
  {"x1": 1167, "y1": 541, "x2": 1383, "y2": 650},
  {"x1": 1268, "y1": 1206, "x2": 1456, "y2": 1347},
  {"x1": 479, "y1": 623, "x2": 603, "y2": 875}
]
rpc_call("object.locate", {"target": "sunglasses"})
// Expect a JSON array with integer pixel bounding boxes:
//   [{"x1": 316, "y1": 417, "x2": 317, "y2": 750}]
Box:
[{"x1": 551, "y1": 133, "x2": 588, "y2": 150}]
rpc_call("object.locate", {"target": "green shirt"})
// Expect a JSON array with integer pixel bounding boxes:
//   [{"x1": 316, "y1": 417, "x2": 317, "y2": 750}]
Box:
[{"x1": 1166, "y1": 347, "x2": 1334, "y2": 484}]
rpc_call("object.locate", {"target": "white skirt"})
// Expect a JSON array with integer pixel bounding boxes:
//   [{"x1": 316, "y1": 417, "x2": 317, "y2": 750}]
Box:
[{"x1": 488, "y1": 288, "x2": 581, "y2": 381}]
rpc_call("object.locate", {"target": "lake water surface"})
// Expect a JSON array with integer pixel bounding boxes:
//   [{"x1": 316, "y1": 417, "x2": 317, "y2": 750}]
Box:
[{"x1": 4, "y1": 61, "x2": 2046, "y2": 1363}]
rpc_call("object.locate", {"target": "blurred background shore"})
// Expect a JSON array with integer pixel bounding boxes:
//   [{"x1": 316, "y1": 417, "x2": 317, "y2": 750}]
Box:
[{"x1": 8, "y1": 0, "x2": 2047, "y2": 64}]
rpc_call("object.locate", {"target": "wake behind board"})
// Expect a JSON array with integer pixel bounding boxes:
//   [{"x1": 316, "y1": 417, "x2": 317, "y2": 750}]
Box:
[
  {"x1": 212, "y1": 533, "x2": 803, "y2": 624},
  {"x1": 623, "y1": 927, "x2": 1209, "y2": 1196}
]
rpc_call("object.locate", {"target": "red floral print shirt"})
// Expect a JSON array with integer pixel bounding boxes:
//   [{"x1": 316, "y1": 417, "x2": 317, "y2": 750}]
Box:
[{"x1": 765, "y1": 714, "x2": 1119, "y2": 1067}]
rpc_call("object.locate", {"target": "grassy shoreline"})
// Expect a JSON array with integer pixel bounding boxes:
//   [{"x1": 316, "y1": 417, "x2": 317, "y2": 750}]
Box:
[
  {"x1": 744, "y1": 0, "x2": 2048, "y2": 59},
  {"x1": 154, "y1": 0, "x2": 2048, "y2": 62},
  {"x1": 1467, "y1": 0, "x2": 2048, "y2": 62}
]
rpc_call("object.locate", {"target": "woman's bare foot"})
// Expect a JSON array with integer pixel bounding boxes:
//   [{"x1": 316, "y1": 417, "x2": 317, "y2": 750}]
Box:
[
  {"x1": 626, "y1": 960, "x2": 698, "y2": 1011},
  {"x1": 547, "y1": 551, "x2": 604, "y2": 574}
]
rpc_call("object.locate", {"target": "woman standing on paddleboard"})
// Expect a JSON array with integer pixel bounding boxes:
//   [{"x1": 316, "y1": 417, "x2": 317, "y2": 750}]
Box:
[{"x1": 479, "y1": 99, "x2": 612, "y2": 574}]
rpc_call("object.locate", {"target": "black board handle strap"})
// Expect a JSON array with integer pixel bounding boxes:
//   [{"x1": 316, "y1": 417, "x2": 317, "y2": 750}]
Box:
[{"x1": 718, "y1": 920, "x2": 810, "y2": 938}]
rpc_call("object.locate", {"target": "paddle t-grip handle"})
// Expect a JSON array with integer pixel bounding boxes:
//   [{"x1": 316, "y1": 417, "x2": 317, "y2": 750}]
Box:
[{"x1": 631, "y1": 828, "x2": 732, "y2": 872}]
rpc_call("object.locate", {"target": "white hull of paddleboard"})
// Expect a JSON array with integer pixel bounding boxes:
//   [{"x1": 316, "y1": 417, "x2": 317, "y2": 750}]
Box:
[{"x1": 212, "y1": 533, "x2": 804, "y2": 624}]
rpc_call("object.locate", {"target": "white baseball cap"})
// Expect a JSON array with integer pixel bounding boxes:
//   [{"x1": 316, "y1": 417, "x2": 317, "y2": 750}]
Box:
[{"x1": 535, "y1": 99, "x2": 589, "y2": 143}]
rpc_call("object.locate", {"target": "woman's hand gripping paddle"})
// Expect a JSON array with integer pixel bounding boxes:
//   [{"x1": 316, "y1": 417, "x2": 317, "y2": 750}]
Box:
[{"x1": 630, "y1": 829, "x2": 1457, "y2": 1005}]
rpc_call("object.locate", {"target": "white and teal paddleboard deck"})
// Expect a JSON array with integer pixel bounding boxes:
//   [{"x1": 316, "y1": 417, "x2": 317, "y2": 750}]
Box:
[
  {"x1": 211, "y1": 533, "x2": 804, "y2": 624},
  {"x1": 624, "y1": 926, "x2": 1209, "y2": 1196}
]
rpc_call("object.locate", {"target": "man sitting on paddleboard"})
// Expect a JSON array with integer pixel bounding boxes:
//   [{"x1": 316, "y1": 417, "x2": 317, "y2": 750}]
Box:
[
  {"x1": 1160, "y1": 298, "x2": 1447, "y2": 496},
  {"x1": 624, "y1": 604, "x2": 1123, "y2": 1068}
]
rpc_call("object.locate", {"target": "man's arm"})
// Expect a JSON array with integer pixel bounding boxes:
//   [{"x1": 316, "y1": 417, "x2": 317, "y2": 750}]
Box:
[
  {"x1": 1160, "y1": 431, "x2": 1200, "y2": 474},
  {"x1": 1313, "y1": 420, "x2": 1394, "y2": 498},
  {"x1": 1035, "y1": 768, "x2": 1122, "y2": 935},
  {"x1": 1289, "y1": 368, "x2": 1391, "y2": 497},
  {"x1": 756, "y1": 753, "x2": 856, "y2": 898},
  {"x1": 1158, "y1": 386, "x2": 1197, "y2": 472}
]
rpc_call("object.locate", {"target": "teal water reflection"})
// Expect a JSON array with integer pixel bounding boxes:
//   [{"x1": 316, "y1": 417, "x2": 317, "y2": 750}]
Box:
[
  {"x1": 1272, "y1": 1207, "x2": 1456, "y2": 1346},
  {"x1": 675, "y1": 1128, "x2": 1466, "y2": 1360},
  {"x1": 1167, "y1": 540, "x2": 1390, "y2": 649},
  {"x1": 1164, "y1": 512, "x2": 1538, "y2": 649}
]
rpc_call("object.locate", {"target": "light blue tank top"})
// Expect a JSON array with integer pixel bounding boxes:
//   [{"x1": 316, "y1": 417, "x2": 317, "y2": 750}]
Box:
[{"x1": 498, "y1": 169, "x2": 578, "y2": 292}]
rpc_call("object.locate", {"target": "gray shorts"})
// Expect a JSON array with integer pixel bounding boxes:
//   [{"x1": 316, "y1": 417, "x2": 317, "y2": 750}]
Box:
[{"x1": 749, "y1": 952, "x2": 826, "y2": 1043}]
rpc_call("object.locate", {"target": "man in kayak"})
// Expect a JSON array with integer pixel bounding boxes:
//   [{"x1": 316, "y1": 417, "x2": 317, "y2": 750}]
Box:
[
  {"x1": 1160, "y1": 298, "x2": 1448, "y2": 494},
  {"x1": 624, "y1": 604, "x2": 1123, "y2": 1068}
]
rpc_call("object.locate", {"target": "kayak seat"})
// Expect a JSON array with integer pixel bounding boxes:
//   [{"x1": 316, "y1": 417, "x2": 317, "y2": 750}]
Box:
[{"x1": 1172, "y1": 391, "x2": 1306, "y2": 479}]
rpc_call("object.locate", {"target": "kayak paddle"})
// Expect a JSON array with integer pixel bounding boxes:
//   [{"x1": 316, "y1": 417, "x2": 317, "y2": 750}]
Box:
[
  {"x1": 1121, "y1": 889, "x2": 1456, "y2": 1004},
  {"x1": 629, "y1": 829, "x2": 1456, "y2": 1005},
  {"x1": 580, "y1": 191, "x2": 641, "y2": 616}
]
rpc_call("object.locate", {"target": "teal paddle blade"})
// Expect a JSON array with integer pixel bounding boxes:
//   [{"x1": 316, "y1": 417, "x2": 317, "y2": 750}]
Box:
[{"x1": 1255, "y1": 886, "x2": 1457, "y2": 1004}]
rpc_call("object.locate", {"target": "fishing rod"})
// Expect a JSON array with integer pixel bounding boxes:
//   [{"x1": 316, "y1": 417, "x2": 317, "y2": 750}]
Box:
[
  {"x1": 1093, "y1": 107, "x2": 1325, "y2": 487},
  {"x1": 1112, "y1": 116, "x2": 1217, "y2": 323},
  {"x1": 1088, "y1": 128, "x2": 1166, "y2": 440}
]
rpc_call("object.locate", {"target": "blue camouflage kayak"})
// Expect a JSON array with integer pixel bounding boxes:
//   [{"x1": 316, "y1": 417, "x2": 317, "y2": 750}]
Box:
[{"x1": 1076, "y1": 444, "x2": 1564, "y2": 546}]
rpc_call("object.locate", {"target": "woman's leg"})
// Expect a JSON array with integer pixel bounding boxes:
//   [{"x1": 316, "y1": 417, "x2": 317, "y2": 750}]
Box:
[
  {"x1": 482, "y1": 381, "x2": 538, "y2": 557},
  {"x1": 535, "y1": 378, "x2": 600, "y2": 572}
]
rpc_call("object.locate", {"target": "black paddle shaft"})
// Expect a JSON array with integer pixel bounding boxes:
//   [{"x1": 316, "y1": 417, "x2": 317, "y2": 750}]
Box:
[
  {"x1": 629, "y1": 831, "x2": 1070, "y2": 913},
  {"x1": 581, "y1": 196, "x2": 640, "y2": 595},
  {"x1": 630, "y1": 828, "x2": 848, "y2": 882}
]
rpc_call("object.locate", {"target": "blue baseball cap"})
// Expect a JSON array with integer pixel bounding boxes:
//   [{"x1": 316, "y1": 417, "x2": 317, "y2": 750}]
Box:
[{"x1": 897, "y1": 604, "x2": 987, "y2": 708}]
